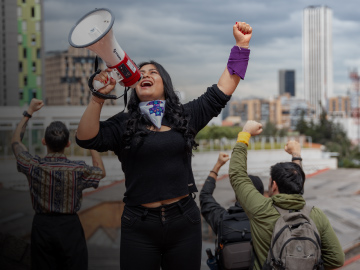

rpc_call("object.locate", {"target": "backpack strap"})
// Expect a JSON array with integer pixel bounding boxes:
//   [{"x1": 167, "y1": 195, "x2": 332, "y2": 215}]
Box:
[{"x1": 300, "y1": 205, "x2": 313, "y2": 216}]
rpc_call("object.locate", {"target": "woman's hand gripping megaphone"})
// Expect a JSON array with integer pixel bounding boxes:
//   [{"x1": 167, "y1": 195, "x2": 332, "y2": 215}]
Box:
[{"x1": 93, "y1": 68, "x2": 118, "y2": 94}]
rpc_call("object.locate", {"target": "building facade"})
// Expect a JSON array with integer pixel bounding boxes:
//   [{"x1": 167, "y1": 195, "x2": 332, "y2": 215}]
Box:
[
  {"x1": 328, "y1": 96, "x2": 351, "y2": 117},
  {"x1": 238, "y1": 94, "x2": 315, "y2": 130},
  {"x1": 279, "y1": 70, "x2": 295, "y2": 96},
  {"x1": 239, "y1": 98, "x2": 281, "y2": 126},
  {"x1": 279, "y1": 94, "x2": 315, "y2": 130},
  {"x1": 303, "y1": 6, "x2": 333, "y2": 118},
  {"x1": 45, "y1": 46, "x2": 120, "y2": 106},
  {"x1": 0, "y1": 0, "x2": 44, "y2": 106}
]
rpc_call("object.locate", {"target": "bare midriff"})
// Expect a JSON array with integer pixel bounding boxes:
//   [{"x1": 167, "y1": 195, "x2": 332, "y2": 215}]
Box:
[{"x1": 141, "y1": 194, "x2": 189, "y2": 208}]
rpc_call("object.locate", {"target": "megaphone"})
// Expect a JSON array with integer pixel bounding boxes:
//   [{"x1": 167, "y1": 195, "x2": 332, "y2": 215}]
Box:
[{"x1": 68, "y1": 8, "x2": 142, "y2": 94}]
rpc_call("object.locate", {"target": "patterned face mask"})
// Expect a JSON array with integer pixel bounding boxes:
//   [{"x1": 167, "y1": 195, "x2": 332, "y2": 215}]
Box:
[{"x1": 139, "y1": 100, "x2": 166, "y2": 129}]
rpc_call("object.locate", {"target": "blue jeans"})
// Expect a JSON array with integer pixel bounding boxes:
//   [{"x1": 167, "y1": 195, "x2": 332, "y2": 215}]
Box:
[{"x1": 120, "y1": 195, "x2": 202, "y2": 270}]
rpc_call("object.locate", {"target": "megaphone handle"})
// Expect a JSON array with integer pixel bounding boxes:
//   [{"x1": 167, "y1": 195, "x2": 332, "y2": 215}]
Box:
[{"x1": 92, "y1": 71, "x2": 113, "y2": 90}]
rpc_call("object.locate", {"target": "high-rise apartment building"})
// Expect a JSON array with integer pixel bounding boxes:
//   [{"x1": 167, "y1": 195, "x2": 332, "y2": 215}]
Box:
[
  {"x1": 303, "y1": 5, "x2": 333, "y2": 118},
  {"x1": 0, "y1": 0, "x2": 44, "y2": 106},
  {"x1": 279, "y1": 70, "x2": 295, "y2": 96},
  {"x1": 45, "y1": 46, "x2": 119, "y2": 106}
]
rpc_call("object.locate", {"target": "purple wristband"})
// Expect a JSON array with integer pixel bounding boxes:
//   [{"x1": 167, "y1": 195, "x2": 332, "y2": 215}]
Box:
[{"x1": 227, "y1": 46, "x2": 250, "y2": 80}]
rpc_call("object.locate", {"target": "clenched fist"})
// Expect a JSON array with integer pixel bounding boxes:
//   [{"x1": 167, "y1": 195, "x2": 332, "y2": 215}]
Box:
[
  {"x1": 242, "y1": 120, "x2": 263, "y2": 136},
  {"x1": 233, "y1": 21, "x2": 252, "y2": 48},
  {"x1": 28, "y1": 98, "x2": 44, "y2": 114},
  {"x1": 285, "y1": 140, "x2": 301, "y2": 157},
  {"x1": 217, "y1": 152, "x2": 230, "y2": 166}
]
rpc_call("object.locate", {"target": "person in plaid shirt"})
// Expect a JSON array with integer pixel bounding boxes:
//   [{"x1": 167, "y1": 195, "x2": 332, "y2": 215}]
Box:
[{"x1": 11, "y1": 98, "x2": 106, "y2": 270}]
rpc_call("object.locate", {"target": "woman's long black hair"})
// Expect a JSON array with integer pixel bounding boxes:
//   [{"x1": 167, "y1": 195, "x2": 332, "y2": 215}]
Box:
[{"x1": 122, "y1": 60, "x2": 198, "y2": 155}]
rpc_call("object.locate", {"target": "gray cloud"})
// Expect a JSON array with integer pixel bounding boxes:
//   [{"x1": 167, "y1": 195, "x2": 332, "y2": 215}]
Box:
[{"x1": 44, "y1": 0, "x2": 360, "y2": 100}]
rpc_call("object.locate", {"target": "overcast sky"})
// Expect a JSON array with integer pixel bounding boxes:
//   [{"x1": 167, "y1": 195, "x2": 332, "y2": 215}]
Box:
[{"x1": 43, "y1": 0, "x2": 360, "y2": 102}]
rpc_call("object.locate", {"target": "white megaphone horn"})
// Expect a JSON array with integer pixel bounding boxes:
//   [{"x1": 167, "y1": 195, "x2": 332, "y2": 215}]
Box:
[{"x1": 68, "y1": 8, "x2": 142, "y2": 93}]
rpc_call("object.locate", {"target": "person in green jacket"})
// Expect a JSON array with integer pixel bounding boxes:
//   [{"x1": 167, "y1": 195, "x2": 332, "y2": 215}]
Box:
[{"x1": 229, "y1": 120, "x2": 345, "y2": 270}]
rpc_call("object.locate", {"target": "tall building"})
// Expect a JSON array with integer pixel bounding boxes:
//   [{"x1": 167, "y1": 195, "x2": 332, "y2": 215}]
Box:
[
  {"x1": 328, "y1": 96, "x2": 351, "y2": 117},
  {"x1": 279, "y1": 70, "x2": 295, "y2": 96},
  {"x1": 0, "y1": 0, "x2": 44, "y2": 106},
  {"x1": 239, "y1": 98, "x2": 281, "y2": 126},
  {"x1": 45, "y1": 46, "x2": 119, "y2": 106},
  {"x1": 303, "y1": 6, "x2": 333, "y2": 118}
]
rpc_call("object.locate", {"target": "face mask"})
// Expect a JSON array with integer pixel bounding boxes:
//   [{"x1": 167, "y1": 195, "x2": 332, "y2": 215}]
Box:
[{"x1": 139, "y1": 100, "x2": 166, "y2": 129}]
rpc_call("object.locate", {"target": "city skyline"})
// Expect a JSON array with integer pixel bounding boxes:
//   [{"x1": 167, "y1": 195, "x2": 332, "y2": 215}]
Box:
[{"x1": 42, "y1": 0, "x2": 359, "y2": 102}]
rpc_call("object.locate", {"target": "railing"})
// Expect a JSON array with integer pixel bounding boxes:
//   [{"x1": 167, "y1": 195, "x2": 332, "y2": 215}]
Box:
[
  {"x1": 196, "y1": 136, "x2": 312, "y2": 152},
  {"x1": 0, "y1": 122, "x2": 312, "y2": 159}
]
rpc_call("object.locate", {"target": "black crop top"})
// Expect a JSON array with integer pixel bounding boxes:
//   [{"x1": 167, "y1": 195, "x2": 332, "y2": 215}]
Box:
[{"x1": 76, "y1": 84, "x2": 231, "y2": 205}]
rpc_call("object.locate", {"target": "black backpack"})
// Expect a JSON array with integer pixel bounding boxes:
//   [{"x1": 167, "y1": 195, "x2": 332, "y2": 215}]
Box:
[{"x1": 216, "y1": 207, "x2": 255, "y2": 270}]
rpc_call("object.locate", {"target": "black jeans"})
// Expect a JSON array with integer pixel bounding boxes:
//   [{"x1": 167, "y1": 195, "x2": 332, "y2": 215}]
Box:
[
  {"x1": 31, "y1": 213, "x2": 88, "y2": 270},
  {"x1": 120, "y1": 195, "x2": 202, "y2": 270}
]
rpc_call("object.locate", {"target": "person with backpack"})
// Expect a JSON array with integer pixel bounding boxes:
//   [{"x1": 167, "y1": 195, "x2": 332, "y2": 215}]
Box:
[
  {"x1": 11, "y1": 98, "x2": 106, "y2": 270},
  {"x1": 229, "y1": 120, "x2": 344, "y2": 270},
  {"x1": 200, "y1": 152, "x2": 264, "y2": 270}
]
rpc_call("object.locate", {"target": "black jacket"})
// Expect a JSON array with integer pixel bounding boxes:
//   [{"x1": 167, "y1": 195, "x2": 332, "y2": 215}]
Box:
[{"x1": 199, "y1": 176, "x2": 245, "y2": 235}]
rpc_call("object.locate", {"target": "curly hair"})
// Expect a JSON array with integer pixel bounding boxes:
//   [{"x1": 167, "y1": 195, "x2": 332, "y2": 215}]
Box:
[{"x1": 122, "y1": 60, "x2": 198, "y2": 155}]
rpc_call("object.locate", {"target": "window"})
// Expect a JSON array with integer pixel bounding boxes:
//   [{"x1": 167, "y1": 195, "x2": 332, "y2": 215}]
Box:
[
  {"x1": 22, "y1": 0, "x2": 26, "y2": 3},
  {"x1": 19, "y1": 62, "x2": 23, "y2": 72},
  {"x1": 36, "y1": 48, "x2": 41, "y2": 59},
  {"x1": 32, "y1": 62, "x2": 36, "y2": 72},
  {"x1": 23, "y1": 48, "x2": 27, "y2": 58},
  {"x1": 32, "y1": 90, "x2": 37, "y2": 99},
  {"x1": 17, "y1": 7, "x2": 22, "y2": 17},
  {"x1": 31, "y1": 34, "x2": 36, "y2": 46},
  {"x1": 22, "y1": 21, "x2": 27, "y2": 31},
  {"x1": 35, "y1": 22, "x2": 40, "y2": 32},
  {"x1": 37, "y1": 76, "x2": 41, "y2": 86},
  {"x1": 18, "y1": 34, "x2": 23, "y2": 44},
  {"x1": 24, "y1": 76, "x2": 28, "y2": 86},
  {"x1": 31, "y1": 7, "x2": 35, "y2": 18},
  {"x1": 19, "y1": 90, "x2": 24, "y2": 100}
]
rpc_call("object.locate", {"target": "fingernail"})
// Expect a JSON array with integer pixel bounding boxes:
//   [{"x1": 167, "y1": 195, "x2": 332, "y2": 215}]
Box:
[{"x1": 236, "y1": 22, "x2": 238, "y2": 24}]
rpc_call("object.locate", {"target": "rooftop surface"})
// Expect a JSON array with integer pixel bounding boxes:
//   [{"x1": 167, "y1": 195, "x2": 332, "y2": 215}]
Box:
[{"x1": 0, "y1": 152, "x2": 359, "y2": 269}]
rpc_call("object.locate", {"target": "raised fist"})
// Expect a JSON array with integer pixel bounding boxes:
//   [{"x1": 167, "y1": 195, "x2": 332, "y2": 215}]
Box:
[
  {"x1": 242, "y1": 120, "x2": 263, "y2": 136},
  {"x1": 217, "y1": 152, "x2": 230, "y2": 166},
  {"x1": 285, "y1": 140, "x2": 301, "y2": 156},
  {"x1": 233, "y1": 21, "x2": 252, "y2": 48},
  {"x1": 28, "y1": 98, "x2": 44, "y2": 114}
]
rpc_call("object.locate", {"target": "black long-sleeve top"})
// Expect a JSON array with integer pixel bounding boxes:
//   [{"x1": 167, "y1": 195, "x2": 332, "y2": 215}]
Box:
[{"x1": 76, "y1": 84, "x2": 231, "y2": 206}]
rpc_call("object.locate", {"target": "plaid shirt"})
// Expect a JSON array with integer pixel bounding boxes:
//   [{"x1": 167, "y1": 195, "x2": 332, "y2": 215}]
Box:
[{"x1": 16, "y1": 152, "x2": 103, "y2": 214}]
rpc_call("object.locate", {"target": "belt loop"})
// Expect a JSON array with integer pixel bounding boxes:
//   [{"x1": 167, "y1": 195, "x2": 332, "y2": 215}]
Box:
[
  {"x1": 141, "y1": 208, "x2": 148, "y2": 220},
  {"x1": 177, "y1": 201, "x2": 184, "y2": 214}
]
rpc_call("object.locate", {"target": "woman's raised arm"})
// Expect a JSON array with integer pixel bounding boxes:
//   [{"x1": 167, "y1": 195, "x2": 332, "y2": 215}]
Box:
[
  {"x1": 217, "y1": 21, "x2": 252, "y2": 96},
  {"x1": 76, "y1": 69, "x2": 117, "y2": 140}
]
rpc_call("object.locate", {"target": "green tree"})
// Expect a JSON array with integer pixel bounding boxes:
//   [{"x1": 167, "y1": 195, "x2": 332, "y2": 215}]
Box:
[
  {"x1": 262, "y1": 121, "x2": 278, "y2": 136},
  {"x1": 295, "y1": 108, "x2": 360, "y2": 168},
  {"x1": 295, "y1": 110, "x2": 308, "y2": 135}
]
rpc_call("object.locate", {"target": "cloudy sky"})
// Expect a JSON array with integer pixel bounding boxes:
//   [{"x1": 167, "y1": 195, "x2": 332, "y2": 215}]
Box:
[{"x1": 44, "y1": 0, "x2": 360, "y2": 102}]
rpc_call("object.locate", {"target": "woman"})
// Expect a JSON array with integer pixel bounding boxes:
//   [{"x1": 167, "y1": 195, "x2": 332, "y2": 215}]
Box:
[{"x1": 76, "y1": 21, "x2": 252, "y2": 270}]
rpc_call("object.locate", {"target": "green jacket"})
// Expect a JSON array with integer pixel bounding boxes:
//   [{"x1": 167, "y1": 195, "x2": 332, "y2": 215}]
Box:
[{"x1": 229, "y1": 143, "x2": 345, "y2": 270}]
